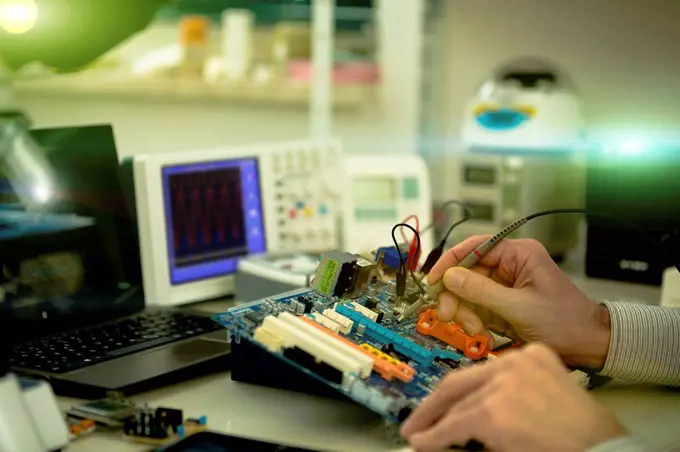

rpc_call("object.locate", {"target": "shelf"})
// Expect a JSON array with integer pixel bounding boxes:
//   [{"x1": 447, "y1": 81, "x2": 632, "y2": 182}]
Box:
[{"x1": 12, "y1": 74, "x2": 376, "y2": 109}]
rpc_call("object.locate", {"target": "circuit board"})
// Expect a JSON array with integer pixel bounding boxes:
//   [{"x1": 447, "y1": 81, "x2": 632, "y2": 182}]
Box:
[{"x1": 213, "y1": 250, "x2": 522, "y2": 424}]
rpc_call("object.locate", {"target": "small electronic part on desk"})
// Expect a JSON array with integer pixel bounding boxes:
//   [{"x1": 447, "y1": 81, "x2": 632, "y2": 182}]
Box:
[
  {"x1": 342, "y1": 154, "x2": 434, "y2": 257},
  {"x1": 123, "y1": 408, "x2": 208, "y2": 445},
  {"x1": 67, "y1": 397, "x2": 141, "y2": 427},
  {"x1": 131, "y1": 139, "x2": 343, "y2": 307},
  {"x1": 236, "y1": 253, "x2": 320, "y2": 301}
]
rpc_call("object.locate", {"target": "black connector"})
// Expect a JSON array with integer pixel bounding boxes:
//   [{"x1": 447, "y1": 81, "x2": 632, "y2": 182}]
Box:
[
  {"x1": 395, "y1": 269, "x2": 406, "y2": 298},
  {"x1": 420, "y1": 241, "x2": 445, "y2": 275}
]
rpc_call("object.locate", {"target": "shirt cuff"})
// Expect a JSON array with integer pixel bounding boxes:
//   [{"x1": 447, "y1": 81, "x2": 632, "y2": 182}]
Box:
[
  {"x1": 599, "y1": 301, "x2": 680, "y2": 386},
  {"x1": 587, "y1": 437, "x2": 649, "y2": 452}
]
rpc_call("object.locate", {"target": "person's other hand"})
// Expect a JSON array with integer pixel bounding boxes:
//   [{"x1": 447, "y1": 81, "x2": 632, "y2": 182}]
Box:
[
  {"x1": 400, "y1": 344, "x2": 627, "y2": 452},
  {"x1": 427, "y1": 236, "x2": 611, "y2": 369}
]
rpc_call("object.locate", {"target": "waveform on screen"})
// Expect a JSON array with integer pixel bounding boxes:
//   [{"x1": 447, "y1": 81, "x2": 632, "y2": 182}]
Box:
[{"x1": 168, "y1": 168, "x2": 247, "y2": 265}]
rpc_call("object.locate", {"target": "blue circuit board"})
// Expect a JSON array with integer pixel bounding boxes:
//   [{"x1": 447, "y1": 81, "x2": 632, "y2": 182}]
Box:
[{"x1": 212, "y1": 286, "x2": 493, "y2": 423}]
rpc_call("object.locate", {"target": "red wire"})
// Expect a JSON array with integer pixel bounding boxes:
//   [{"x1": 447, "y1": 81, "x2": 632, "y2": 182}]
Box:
[{"x1": 399, "y1": 215, "x2": 420, "y2": 271}]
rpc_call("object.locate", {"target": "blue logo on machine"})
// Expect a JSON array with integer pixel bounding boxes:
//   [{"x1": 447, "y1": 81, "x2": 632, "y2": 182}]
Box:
[{"x1": 473, "y1": 104, "x2": 536, "y2": 131}]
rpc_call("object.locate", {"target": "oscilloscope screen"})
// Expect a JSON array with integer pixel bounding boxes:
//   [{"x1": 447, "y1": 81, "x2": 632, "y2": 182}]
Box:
[{"x1": 162, "y1": 158, "x2": 265, "y2": 285}]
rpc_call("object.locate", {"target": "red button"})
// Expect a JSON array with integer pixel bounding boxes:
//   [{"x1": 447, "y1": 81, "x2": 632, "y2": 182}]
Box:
[{"x1": 289, "y1": 209, "x2": 298, "y2": 219}]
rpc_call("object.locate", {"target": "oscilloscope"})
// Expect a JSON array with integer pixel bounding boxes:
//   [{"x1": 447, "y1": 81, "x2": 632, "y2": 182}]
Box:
[{"x1": 132, "y1": 139, "x2": 344, "y2": 306}]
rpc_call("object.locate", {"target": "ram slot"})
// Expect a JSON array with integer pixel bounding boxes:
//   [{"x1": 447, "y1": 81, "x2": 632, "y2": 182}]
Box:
[
  {"x1": 277, "y1": 313, "x2": 374, "y2": 378},
  {"x1": 322, "y1": 309, "x2": 354, "y2": 334},
  {"x1": 300, "y1": 317, "x2": 416, "y2": 384},
  {"x1": 256, "y1": 315, "x2": 365, "y2": 384},
  {"x1": 348, "y1": 302, "x2": 379, "y2": 322},
  {"x1": 306, "y1": 313, "x2": 341, "y2": 334},
  {"x1": 359, "y1": 343, "x2": 415, "y2": 383}
]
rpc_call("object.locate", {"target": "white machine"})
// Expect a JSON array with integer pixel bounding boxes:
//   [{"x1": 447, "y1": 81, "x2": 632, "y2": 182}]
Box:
[
  {"x1": 133, "y1": 139, "x2": 344, "y2": 306},
  {"x1": 342, "y1": 154, "x2": 433, "y2": 257},
  {"x1": 661, "y1": 267, "x2": 680, "y2": 309},
  {"x1": 461, "y1": 56, "x2": 584, "y2": 153},
  {"x1": 449, "y1": 57, "x2": 586, "y2": 257}
]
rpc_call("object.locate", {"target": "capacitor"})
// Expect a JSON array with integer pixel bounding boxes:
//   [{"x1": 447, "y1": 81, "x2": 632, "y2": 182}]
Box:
[
  {"x1": 357, "y1": 324, "x2": 367, "y2": 337},
  {"x1": 296, "y1": 303, "x2": 305, "y2": 315},
  {"x1": 289, "y1": 300, "x2": 299, "y2": 312},
  {"x1": 383, "y1": 311, "x2": 394, "y2": 322},
  {"x1": 460, "y1": 356, "x2": 474, "y2": 368}
]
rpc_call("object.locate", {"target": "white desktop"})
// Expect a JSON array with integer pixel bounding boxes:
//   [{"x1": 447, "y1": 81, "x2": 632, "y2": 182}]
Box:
[{"x1": 133, "y1": 140, "x2": 344, "y2": 307}]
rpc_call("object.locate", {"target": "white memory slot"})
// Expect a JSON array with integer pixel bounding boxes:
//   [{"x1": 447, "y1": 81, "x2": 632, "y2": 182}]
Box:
[
  {"x1": 278, "y1": 312, "x2": 373, "y2": 378},
  {"x1": 260, "y1": 315, "x2": 366, "y2": 379},
  {"x1": 307, "y1": 313, "x2": 341, "y2": 334},
  {"x1": 323, "y1": 309, "x2": 353, "y2": 334},
  {"x1": 348, "y1": 302, "x2": 379, "y2": 322},
  {"x1": 253, "y1": 326, "x2": 285, "y2": 352}
]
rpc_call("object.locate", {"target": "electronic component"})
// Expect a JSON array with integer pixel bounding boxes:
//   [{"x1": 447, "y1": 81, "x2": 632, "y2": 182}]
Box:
[
  {"x1": 312, "y1": 251, "x2": 376, "y2": 298},
  {"x1": 342, "y1": 154, "x2": 434, "y2": 257},
  {"x1": 67, "y1": 398, "x2": 141, "y2": 427},
  {"x1": 66, "y1": 418, "x2": 96, "y2": 441},
  {"x1": 416, "y1": 309, "x2": 489, "y2": 360},
  {"x1": 132, "y1": 139, "x2": 343, "y2": 307},
  {"x1": 123, "y1": 408, "x2": 207, "y2": 445}
]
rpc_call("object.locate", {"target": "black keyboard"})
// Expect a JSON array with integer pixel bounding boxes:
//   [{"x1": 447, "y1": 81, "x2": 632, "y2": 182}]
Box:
[{"x1": 10, "y1": 311, "x2": 222, "y2": 374}]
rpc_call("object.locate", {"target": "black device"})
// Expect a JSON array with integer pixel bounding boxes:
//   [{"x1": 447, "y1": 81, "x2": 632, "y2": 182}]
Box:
[
  {"x1": 3, "y1": 125, "x2": 230, "y2": 399},
  {"x1": 586, "y1": 143, "x2": 680, "y2": 285},
  {"x1": 154, "y1": 430, "x2": 319, "y2": 452}
]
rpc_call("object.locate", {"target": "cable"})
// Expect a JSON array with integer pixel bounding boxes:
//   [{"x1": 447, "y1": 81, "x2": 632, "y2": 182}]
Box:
[
  {"x1": 420, "y1": 200, "x2": 474, "y2": 237},
  {"x1": 420, "y1": 213, "x2": 474, "y2": 276},
  {"x1": 391, "y1": 223, "x2": 427, "y2": 299}
]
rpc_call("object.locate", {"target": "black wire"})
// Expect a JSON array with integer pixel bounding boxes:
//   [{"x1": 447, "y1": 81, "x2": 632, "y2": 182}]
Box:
[
  {"x1": 421, "y1": 200, "x2": 474, "y2": 236},
  {"x1": 524, "y1": 208, "x2": 680, "y2": 274},
  {"x1": 391, "y1": 223, "x2": 421, "y2": 274}
]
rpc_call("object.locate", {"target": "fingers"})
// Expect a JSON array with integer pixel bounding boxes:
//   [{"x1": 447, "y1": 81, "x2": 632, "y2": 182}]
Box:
[
  {"x1": 441, "y1": 267, "x2": 517, "y2": 316},
  {"x1": 400, "y1": 364, "x2": 491, "y2": 438},
  {"x1": 427, "y1": 235, "x2": 493, "y2": 284},
  {"x1": 408, "y1": 409, "x2": 485, "y2": 452}
]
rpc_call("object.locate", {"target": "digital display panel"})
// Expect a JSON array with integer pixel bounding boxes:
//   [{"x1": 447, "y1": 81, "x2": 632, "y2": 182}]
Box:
[
  {"x1": 162, "y1": 158, "x2": 266, "y2": 285},
  {"x1": 352, "y1": 177, "x2": 396, "y2": 206},
  {"x1": 464, "y1": 165, "x2": 496, "y2": 185}
]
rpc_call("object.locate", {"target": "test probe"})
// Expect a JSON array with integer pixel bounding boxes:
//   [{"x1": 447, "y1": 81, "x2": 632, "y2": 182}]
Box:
[{"x1": 397, "y1": 207, "x2": 680, "y2": 323}]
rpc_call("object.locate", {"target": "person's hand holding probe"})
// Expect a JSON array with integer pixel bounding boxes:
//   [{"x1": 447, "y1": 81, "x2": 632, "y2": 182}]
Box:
[{"x1": 426, "y1": 235, "x2": 612, "y2": 369}]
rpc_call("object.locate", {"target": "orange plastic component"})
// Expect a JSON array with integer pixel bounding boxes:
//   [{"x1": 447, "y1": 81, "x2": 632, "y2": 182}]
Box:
[
  {"x1": 416, "y1": 309, "x2": 489, "y2": 360},
  {"x1": 300, "y1": 316, "x2": 415, "y2": 383},
  {"x1": 358, "y1": 343, "x2": 416, "y2": 383}
]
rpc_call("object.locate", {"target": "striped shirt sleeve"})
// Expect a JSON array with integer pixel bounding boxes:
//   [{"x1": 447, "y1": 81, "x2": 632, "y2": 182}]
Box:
[{"x1": 599, "y1": 301, "x2": 680, "y2": 387}]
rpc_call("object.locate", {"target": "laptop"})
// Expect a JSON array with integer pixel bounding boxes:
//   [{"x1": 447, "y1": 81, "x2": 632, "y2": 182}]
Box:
[{"x1": 2, "y1": 125, "x2": 230, "y2": 399}]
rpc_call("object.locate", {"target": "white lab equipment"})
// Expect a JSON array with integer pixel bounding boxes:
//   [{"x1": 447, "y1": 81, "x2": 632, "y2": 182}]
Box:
[
  {"x1": 448, "y1": 57, "x2": 586, "y2": 258},
  {"x1": 342, "y1": 154, "x2": 433, "y2": 257},
  {"x1": 461, "y1": 56, "x2": 584, "y2": 153},
  {"x1": 221, "y1": 9, "x2": 254, "y2": 80},
  {"x1": 132, "y1": 139, "x2": 343, "y2": 307}
]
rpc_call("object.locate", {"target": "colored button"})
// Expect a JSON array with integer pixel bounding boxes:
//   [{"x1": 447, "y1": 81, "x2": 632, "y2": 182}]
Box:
[
  {"x1": 303, "y1": 207, "x2": 313, "y2": 217},
  {"x1": 289, "y1": 209, "x2": 298, "y2": 219},
  {"x1": 402, "y1": 177, "x2": 420, "y2": 199},
  {"x1": 296, "y1": 201, "x2": 305, "y2": 209},
  {"x1": 319, "y1": 204, "x2": 328, "y2": 215}
]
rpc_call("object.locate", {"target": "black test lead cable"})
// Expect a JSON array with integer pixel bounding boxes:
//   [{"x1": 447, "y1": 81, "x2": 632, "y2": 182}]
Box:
[
  {"x1": 397, "y1": 208, "x2": 680, "y2": 322},
  {"x1": 420, "y1": 202, "x2": 474, "y2": 276},
  {"x1": 391, "y1": 223, "x2": 429, "y2": 300}
]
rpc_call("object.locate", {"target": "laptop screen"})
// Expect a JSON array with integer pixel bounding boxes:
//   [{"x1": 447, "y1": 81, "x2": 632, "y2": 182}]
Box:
[
  {"x1": 0, "y1": 125, "x2": 144, "y2": 344},
  {"x1": 161, "y1": 157, "x2": 266, "y2": 285}
]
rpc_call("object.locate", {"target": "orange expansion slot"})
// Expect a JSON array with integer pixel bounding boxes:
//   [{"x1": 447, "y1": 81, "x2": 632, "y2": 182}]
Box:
[
  {"x1": 416, "y1": 309, "x2": 489, "y2": 360},
  {"x1": 300, "y1": 316, "x2": 415, "y2": 383}
]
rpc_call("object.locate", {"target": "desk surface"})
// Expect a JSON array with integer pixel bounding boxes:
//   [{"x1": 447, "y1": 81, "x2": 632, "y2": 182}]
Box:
[{"x1": 61, "y1": 272, "x2": 680, "y2": 452}]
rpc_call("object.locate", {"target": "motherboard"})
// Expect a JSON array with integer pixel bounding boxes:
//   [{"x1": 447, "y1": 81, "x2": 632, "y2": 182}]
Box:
[{"x1": 213, "y1": 249, "x2": 533, "y2": 425}]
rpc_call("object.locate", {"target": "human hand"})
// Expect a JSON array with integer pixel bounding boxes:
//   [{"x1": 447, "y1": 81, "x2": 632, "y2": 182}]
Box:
[
  {"x1": 400, "y1": 344, "x2": 627, "y2": 452},
  {"x1": 427, "y1": 236, "x2": 611, "y2": 369}
]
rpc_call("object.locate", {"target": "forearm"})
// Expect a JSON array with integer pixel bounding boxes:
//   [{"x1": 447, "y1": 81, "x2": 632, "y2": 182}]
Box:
[{"x1": 599, "y1": 301, "x2": 680, "y2": 387}]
